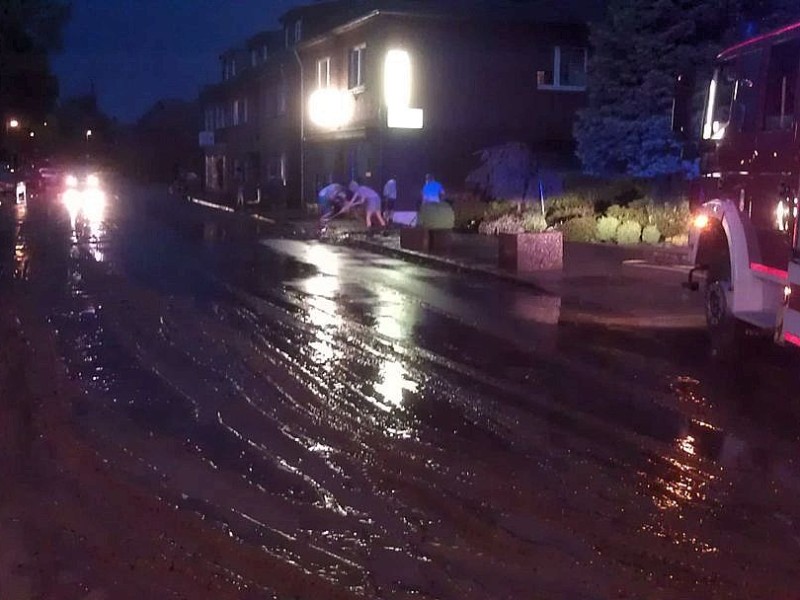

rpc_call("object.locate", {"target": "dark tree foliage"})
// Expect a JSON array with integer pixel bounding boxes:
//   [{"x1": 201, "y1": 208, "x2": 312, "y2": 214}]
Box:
[
  {"x1": 575, "y1": 0, "x2": 800, "y2": 178},
  {"x1": 0, "y1": 0, "x2": 71, "y2": 121}
]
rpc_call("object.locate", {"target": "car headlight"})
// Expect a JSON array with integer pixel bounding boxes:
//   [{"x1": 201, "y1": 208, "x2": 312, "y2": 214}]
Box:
[{"x1": 65, "y1": 174, "x2": 78, "y2": 188}]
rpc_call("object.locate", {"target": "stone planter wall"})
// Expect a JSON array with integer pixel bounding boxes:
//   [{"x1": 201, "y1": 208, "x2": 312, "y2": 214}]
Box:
[
  {"x1": 498, "y1": 231, "x2": 563, "y2": 271},
  {"x1": 428, "y1": 230, "x2": 453, "y2": 254},
  {"x1": 400, "y1": 228, "x2": 430, "y2": 252}
]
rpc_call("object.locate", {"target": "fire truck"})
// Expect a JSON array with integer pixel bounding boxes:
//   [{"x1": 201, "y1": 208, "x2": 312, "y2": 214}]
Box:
[{"x1": 679, "y1": 21, "x2": 800, "y2": 356}]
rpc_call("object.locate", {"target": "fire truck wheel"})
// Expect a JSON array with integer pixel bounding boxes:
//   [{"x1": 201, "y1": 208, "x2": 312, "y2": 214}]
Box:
[{"x1": 705, "y1": 278, "x2": 743, "y2": 361}]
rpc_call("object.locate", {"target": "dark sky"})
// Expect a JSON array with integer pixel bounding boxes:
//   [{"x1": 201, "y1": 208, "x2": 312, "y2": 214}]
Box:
[{"x1": 52, "y1": 0, "x2": 303, "y2": 123}]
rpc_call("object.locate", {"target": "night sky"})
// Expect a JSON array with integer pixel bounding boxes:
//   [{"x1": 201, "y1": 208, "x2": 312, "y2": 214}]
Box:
[{"x1": 52, "y1": 0, "x2": 303, "y2": 123}]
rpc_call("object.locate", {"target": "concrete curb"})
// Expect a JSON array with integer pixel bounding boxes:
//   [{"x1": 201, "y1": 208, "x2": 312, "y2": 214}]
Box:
[{"x1": 343, "y1": 236, "x2": 554, "y2": 294}]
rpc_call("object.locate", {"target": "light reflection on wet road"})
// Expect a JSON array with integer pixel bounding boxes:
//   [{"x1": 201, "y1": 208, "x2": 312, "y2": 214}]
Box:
[{"x1": 6, "y1": 185, "x2": 800, "y2": 598}]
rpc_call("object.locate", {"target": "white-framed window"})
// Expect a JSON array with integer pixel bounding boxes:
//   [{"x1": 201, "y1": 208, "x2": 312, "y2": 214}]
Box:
[
  {"x1": 294, "y1": 19, "x2": 303, "y2": 44},
  {"x1": 537, "y1": 46, "x2": 587, "y2": 91},
  {"x1": 233, "y1": 99, "x2": 240, "y2": 126},
  {"x1": 316, "y1": 57, "x2": 331, "y2": 88},
  {"x1": 348, "y1": 44, "x2": 366, "y2": 90}
]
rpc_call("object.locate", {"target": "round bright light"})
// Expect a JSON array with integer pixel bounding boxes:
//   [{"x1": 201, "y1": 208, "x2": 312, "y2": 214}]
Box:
[
  {"x1": 65, "y1": 174, "x2": 78, "y2": 188},
  {"x1": 308, "y1": 88, "x2": 355, "y2": 129},
  {"x1": 8, "y1": 119, "x2": 19, "y2": 129},
  {"x1": 693, "y1": 214, "x2": 709, "y2": 229}
]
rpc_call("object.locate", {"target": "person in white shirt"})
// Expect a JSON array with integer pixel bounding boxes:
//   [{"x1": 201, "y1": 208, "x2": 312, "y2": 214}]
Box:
[
  {"x1": 421, "y1": 173, "x2": 444, "y2": 204},
  {"x1": 317, "y1": 182, "x2": 346, "y2": 225},
  {"x1": 349, "y1": 181, "x2": 386, "y2": 229},
  {"x1": 382, "y1": 176, "x2": 397, "y2": 222}
]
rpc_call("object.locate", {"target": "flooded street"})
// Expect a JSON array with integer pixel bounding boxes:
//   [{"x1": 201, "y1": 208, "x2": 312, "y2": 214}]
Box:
[{"x1": 3, "y1": 184, "x2": 800, "y2": 599}]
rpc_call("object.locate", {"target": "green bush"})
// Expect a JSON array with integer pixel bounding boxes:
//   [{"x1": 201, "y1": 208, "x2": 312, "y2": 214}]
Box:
[
  {"x1": 478, "y1": 214, "x2": 522, "y2": 235},
  {"x1": 521, "y1": 213, "x2": 548, "y2": 233},
  {"x1": 651, "y1": 201, "x2": 691, "y2": 239},
  {"x1": 545, "y1": 194, "x2": 596, "y2": 225},
  {"x1": 642, "y1": 224, "x2": 661, "y2": 245},
  {"x1": 616, "y1": 220, "x2": 642, "y2": 245},
  {"x1": 451, "y1": 194, "x2": 488, "y2": 231},
  {"x1": 484, "y1": 200, "x2": 520, "y2": 220},
  {"x1": 419, "y1": 202, "x2": 455, "y2": 230},
  {"x1": 596, "y1": 216, "x2": 620, "y2": 242},
  {"x1": 559, "y1": 216, "x2": 597, "y2": 242},
  {"x1": 606, "y1": 201, "x2": 650, "y2": 227}
]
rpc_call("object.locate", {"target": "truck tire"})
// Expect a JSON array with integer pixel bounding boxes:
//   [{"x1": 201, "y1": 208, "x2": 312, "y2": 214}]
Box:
[{"x1": 705, "y1": 276, "x2": 743, "y2": 361}]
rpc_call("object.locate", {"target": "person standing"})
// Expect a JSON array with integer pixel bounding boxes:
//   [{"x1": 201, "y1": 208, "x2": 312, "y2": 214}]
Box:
[
  {"x1": 421, "y1": 173, "x2": 444, "y2": 204},
  {"x1": 382, "y1": 176, "x2": 397, "y2": 223},
  {"x1": 349, "y1": 181, "x2": 386, "y2": 230}
]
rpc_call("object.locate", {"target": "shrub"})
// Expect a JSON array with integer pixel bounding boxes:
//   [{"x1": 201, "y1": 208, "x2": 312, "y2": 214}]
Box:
[
  {"x1": 606, "y1": 201, "x2": 650, "y2": 227},
  {"x1": 451, "y1": 194, "x2": 488, "y2": 231},
  {"x1": 616, "y1": 220, "x2": 642, "y2": 244},
  {"x1": 545, "y1": 194, "x2": 596, "y2": 225},
  {"x1": 521, "y1": 213, "x2": 548, "y2": 233},
  {"x1": 484, "y1": 199, "x2": 520, "y2": 220},
  {"x1": 596, "y1": 215, "x2": 620, "y2": 242},
  {"x1": 560, "y1": 216, "x2": 597, "y2": 242},
  {"x1": 642, "y1": 224, "x2": 661, "y2": 245},
  {"x1": 651, "y1": 201, "x2": 691, "y2": 239},
  {"x1": 419, "y1": 202, "x2": 455, "y2": 230},
  {"x1": 666, "y1": 233, "x2": 689, "y2": 246}
]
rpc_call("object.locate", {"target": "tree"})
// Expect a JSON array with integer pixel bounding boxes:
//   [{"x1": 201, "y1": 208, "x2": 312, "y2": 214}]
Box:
[
  {"x1": 466, "y1": 143, "x2": 538, "y2": 202},
  {"x1": 574, "y1": 0, "x2": 800, "y2": 178},
  {"x1": 575, "y1": 0, "x2": 735, "y2": 178},
  {"x1": 0, "y1": 0, "x2": 71, "y2": 122}
]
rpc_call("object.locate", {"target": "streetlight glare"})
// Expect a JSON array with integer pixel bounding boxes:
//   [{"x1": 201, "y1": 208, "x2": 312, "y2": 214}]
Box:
[
  {"x1": 8, "y1": 119, "x2": 19, "y2": 128},
  {"x1": 29, "y1": 131, "x2": 35, "y2": 138}
]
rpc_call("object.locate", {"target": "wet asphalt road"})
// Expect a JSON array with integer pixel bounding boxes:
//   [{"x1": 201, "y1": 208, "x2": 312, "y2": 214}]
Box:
[{"x1": 4, "y1": 183, "x2": 800, "y2": 599}]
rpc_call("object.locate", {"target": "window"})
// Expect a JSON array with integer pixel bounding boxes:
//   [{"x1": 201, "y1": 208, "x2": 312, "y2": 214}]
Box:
[
  {"x1": 242, "y1": 97, "x2": 249, "y2": 124},
  {"x1": 294, "y1": 19, "x2": 302, "y2": 44},
  {"x1": 262, "y1": 44, "x2": 269, "y2": 61},
  {"x1": 233, "y1": 100, "x2": 240, "y2": 126},
  {"x1": 317, "y1": 57, "x2": 331, "y2": 88},
  {"x1": 764, "y1": 39, "x2": 800, "y2": 131},
  {"x1": 231, "y1": 59, "x2": 237, "y2": 78},
  {"x1": 204, "y1": 107, "x2": 214, "y2": 131},
  {"x1": 285, "y1": 27, "x2": 290, "y2": 49},
  {"x1": 251, "y1": 49, "x2": 258, "y2": 67},
  {"x1": 537, "y1": 46, "x2": 586, "y2": 90},
  {"x1": 215, "y1": 105, "x2": 224, "y2": 129},
  {"x1": 348, "y1": 44, "x2": 366, "y2": 90}
]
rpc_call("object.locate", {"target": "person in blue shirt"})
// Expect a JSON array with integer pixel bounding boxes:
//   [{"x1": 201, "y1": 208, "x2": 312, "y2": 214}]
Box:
[{"x1": 421, "y1": 173, "x2": 444, "y2": 204}]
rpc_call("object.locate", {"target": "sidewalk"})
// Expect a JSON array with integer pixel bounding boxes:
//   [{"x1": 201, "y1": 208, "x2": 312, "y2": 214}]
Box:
[{"x1": 345, "y1": 230, "x2": 705, "y2": 329}]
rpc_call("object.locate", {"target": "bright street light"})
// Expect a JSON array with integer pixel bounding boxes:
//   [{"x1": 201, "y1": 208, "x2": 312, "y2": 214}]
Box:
[
  {"x1": 8, "y1": 119, "x2": 19, "y2": 129},
  {"x1": 29, "y1": 131, "x2": 35, "y2": 138},
  {"x1": 86, "y1": 129, "x2": 93, "y2": 140}
]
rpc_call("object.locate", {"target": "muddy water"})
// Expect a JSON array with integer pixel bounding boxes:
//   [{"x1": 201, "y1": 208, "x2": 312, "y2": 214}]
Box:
[{"x1": 9, "y1": 186, "x2": 800, "y2": 598}]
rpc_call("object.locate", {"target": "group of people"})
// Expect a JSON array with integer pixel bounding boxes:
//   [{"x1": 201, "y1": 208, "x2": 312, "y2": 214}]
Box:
[{"x1": 317, "y1": 174, "x2": 445, "y2": 230}]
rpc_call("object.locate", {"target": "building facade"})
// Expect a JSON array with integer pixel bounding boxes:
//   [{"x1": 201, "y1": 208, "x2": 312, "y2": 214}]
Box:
[
  {"x1": 298, "y1": 4, "x2": 590, "y2": 210},
  {"x1": 199, "y1": 0, "x2": 592, "y2": 210}
]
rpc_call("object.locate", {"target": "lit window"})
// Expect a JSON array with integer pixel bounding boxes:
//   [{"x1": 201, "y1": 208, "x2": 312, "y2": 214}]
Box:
[
  {"x1": 317, "y1": 57, "x2": 331, "y2": 89},
  {"x1": 348, "y1": 44, "x2": 366, "y2": 90},
  {"x1": 233, "y1": 99, "x2": 240, "y2": 126},
  {"x1": 294, "y1": 19, "x2": 303, "y2": 44},
  {"x1": 538, "y1": 46, "x2": 586, "y2": 91}
]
